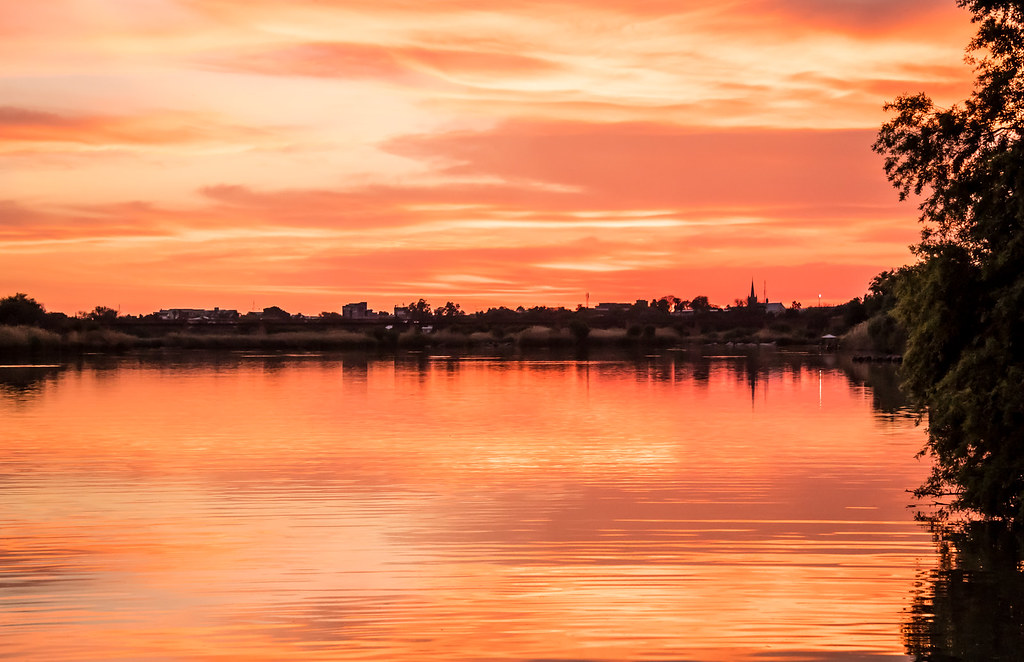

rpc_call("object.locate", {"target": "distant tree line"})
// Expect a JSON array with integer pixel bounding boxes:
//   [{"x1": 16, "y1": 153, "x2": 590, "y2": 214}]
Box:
[
  {"x1": 2, "y1": 290, "x2": 875, "y2": 347},
  {"x1": 0, "y1": 293, "x2": 121, "y2": 330}
]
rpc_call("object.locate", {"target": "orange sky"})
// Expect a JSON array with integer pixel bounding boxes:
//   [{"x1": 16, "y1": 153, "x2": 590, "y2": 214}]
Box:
[{"x1": 0, "y1": 0, "x2": 975, "y2": 315}]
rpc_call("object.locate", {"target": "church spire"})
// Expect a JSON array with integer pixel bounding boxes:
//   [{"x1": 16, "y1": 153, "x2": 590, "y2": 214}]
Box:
[{"x1": 748, "y1": 279, "x2": 758, "y2": 306}]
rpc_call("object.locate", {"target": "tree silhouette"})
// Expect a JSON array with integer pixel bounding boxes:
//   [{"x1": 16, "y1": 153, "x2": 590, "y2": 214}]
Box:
[
  {"x1": 0, "y1": 293, "x2": 47, "y2": 326},
  {"x1": 87, "y1": 306, "x2": 118, "y2": 323},
  {"x1": 690, "y1": 295, "x2": 711, "y2": 312},
  {"x1": 874, "y1": 0, "x2": 1024, "y2": 521},
  {"x1": 434, "y1": 301, "x2": 464, "y2": 318},
  {"x1": 407, "y1": 298, "x2": 433, "y2": 322}
]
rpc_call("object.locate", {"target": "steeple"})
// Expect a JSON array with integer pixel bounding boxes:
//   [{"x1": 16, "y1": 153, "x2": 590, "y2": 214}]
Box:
[{"x1": 748, "y1": 279, "x2": 758, "y2": 306}]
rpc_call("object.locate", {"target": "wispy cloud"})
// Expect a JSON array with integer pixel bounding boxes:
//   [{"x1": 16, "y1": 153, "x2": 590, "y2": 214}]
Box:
[
  {"x1": 0, "y1": 106, "x2": 272, "y2": 149},
  {"x1": 198, "y1": 42, "x2": 560, "y2": 83}
]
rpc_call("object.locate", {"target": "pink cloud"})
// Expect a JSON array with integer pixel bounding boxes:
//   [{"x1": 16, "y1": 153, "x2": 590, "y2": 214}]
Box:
[
  {"x1": 4, "y1": 118, "x2": 915, "y2": 256},
  {"x1": 185, "y1": 0, "x2": 959, "y2": 24},
  {"x1": 758, "y1": 0, "x2": 970, "y2": 36},
  {"x1": 199, "y1": 42, "x2": 414, "y2": 81},
  {"x1": 0, "y1": 107, "x2": 268, "y2": 146},
  {"x1": 385, "y1": 120, "x2": 897, "y2": 211},
  {"x1": 198, "y1": 42, "x2": 559, "y2": 82},
  {"x1": 0, "y1": 200, "x2": 175, "y2": 240}
]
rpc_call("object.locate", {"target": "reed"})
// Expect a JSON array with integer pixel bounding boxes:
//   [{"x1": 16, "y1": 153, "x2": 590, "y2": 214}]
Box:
[
  {"x1": 514, "y1": 326, "x2": 572, "y2": 347},
  {"x1": 840, "y1": 320, "x2": 873, "y2": 351},
  {"x1": 0, "y1": 325, "x2": 62, "y2": 350},
  {"x1": 65, "y1": 328, "x2": 147, "y2": 350},
  {"x1": 0, "y1": 320, "x2": 839, "y2": 356}
]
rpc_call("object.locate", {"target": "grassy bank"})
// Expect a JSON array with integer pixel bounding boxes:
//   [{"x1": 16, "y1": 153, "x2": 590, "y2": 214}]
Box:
[
  {"x1": 0, "y1": 321, "x2": 849, "y2": 357},
  {"x1": 0, "y1": 325, "x2": 145, "y2": 352}
]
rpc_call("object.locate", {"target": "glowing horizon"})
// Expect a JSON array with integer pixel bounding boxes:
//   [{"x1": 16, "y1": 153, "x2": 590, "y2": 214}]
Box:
[{"x1": 1, "y1": 0, "x2": 975, "y2": 315}]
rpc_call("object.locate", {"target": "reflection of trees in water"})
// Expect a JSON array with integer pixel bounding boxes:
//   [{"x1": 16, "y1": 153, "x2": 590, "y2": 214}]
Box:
[
  {"x1": 0, "y1": 365, "x2": 63, "y2": 399},
  {"x1": 840, "y1": 358, "x2": 911, "y2": 416},
  {"x1": 903, "y1": 520, "x2": 1024, "y2": 661}
]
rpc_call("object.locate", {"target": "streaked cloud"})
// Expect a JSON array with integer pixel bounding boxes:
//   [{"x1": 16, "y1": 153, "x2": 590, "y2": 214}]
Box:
[
  {"x1": 0, "y1": 106, "x2": 271, "y2": 149},
  {"x1": 198, "y1": 42, "x2": 560, "y2": 83}
]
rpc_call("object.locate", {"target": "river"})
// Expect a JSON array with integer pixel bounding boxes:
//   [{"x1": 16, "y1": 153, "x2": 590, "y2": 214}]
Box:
[{"x1": 1, "y1": 348, "x2": 936, "y2": 661}]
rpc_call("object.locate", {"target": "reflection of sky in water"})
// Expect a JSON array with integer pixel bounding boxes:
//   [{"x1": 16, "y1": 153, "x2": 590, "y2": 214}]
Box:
[{"x1": 0, "y1": 351, "x2": 930, "y2": 661}]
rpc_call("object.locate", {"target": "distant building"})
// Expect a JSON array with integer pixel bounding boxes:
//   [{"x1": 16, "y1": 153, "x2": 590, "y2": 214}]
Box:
[
  {"x1": 260, "y1": 306, "x2": 290, "y2": 320},
  {"x1": 594, "y1": 302, "x2": 632, "y2": 314},
  {"x1": 157, "y1": 307, "x2": 238, "y2": 321},
  {"x1": 747, "y1": 281, "x2": 759, "y2": 307},
  {"x1": 158, "y1": 308, "x2": 203, "y2": 321},
  {"x1": 342, "y1": 302, "x2": 370, "y2": 319},
  {"x1": 210, "y1": 307, "x2": 239, "y2": 321},
  {"x1": 742, "y1": 280, "x2": 785, "y2": 314}
]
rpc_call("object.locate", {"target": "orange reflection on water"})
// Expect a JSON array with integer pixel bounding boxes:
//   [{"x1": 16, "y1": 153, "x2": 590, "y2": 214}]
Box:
[{"x1": 0, "y1": 352, "x2": 931, "y2": 661}]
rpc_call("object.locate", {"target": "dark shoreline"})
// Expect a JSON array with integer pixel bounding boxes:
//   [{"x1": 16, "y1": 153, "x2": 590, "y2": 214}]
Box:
[{"x1": 0, "y1": 322, "x2": 850, "y2": 358}]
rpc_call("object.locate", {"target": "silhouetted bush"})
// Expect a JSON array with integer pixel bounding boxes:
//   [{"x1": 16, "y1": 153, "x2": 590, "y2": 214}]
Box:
[
  {"x1": 569, "y1": 320, "x2": 590, "y2": 342},
  {"x1": 0, "y1": 294, "x2": 48, "y2": 327}
]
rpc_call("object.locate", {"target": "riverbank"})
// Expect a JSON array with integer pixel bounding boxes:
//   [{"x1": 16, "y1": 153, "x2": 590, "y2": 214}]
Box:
[{"x1": 0, "y1": 321, "x2": 857, "y2": 356}]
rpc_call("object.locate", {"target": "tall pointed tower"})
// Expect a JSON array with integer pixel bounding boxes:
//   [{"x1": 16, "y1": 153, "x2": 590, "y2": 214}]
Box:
[{"x1": 747, "y1": 280, "x2": 758, "y2": 307}]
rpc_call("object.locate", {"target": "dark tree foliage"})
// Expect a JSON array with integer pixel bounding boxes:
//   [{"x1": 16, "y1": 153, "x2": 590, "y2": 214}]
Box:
[
  {"x1": 650, "y1": 298, "x2": 671, "y2": 315},
  {"x1": 650, "y1": 296, "x2": 680, "y2": 316},
  {"x1": 87, "y1": 306, "x2": 118, "y2": 323},
  {"x1": 568, "y1": 319, "x2": 590, "y2": 342},
  {"x1": 433, "y1": 301, "x2": 464, "y2": 318},
  {"x1": 406, "y1": 298, "x2": 433, "y2": 322},
  {"x1": 840, "y1": 297, "x2": 868, "y2": 328},
  {"x1": 689, "y1": 295, "x2": 711, "y2": 312},
  {"x1": 864, "y1": 269, "x2": 903, "y2": 317},
  {"x1": 873, "y1": 1, "x2": 1024, "y2": 521},
  {"x1": 0, "y1": 293, "x2": 48, "y2": 326}
]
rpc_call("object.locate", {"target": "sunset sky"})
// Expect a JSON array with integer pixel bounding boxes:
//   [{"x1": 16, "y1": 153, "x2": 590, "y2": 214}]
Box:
[{"x1": 1, "y1": 0, "x2": 976, "y2": 315}]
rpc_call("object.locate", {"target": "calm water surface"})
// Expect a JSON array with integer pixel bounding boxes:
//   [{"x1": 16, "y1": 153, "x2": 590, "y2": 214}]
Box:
[{"x1": 1, "y1": 350, "x2": 933, "y2": 661}]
